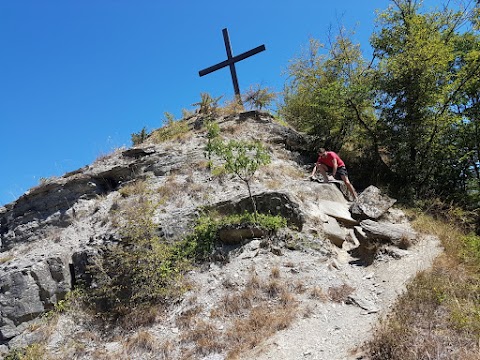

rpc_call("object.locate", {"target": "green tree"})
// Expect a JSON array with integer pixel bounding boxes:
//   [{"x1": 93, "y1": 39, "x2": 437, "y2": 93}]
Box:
[
  {"x1": 370, "y1": 0, "x2": 479, "y2": 198},
  {"x1": 212, "y1": 140, "x2": 271, "y2": 221},
  {"x1": 281, "y1": 31, "x2": 376, "y2": 153}
]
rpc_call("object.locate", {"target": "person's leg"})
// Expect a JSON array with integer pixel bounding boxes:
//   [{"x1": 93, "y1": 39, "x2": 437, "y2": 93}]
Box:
[
  {"x1": 340, "y1": 174, "x2": 358, "y2": 200},
  {"x1": 317, "y1": 164, "x2": 330, "y2": 182}
]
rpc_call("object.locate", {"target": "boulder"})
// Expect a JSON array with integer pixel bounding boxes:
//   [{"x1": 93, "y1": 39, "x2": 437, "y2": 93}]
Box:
[
  {"x1": 217, "y1": 224, "x2": 267, "y2": 245},
  {"x1": 360, "y1": 219, "x2": 417, "y2": 248},
  {"x1": 350, "y1": 186, "x2": 396, "y2": 220}
]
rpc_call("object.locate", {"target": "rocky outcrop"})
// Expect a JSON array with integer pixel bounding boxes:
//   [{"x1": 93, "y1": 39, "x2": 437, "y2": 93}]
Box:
[
  {"x1": 0, "y1": 112, "x2": 419, "y2": 348},
  {"x1": 213, "y1": 191, "x2": 304, "y2": 231},
  {"x1": 0, "y1": 255, "x2": 71, "y2": 341}
]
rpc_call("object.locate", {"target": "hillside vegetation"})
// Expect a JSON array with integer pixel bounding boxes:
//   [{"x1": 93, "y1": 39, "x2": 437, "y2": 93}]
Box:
[{"x1": 1, "y1": 1, "x2": 480, "y2": 359}]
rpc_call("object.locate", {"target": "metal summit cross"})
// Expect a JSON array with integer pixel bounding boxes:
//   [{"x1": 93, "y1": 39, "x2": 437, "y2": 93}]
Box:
[{"x1": 198, "y1": 28, "x2": 266, "y2": 99}]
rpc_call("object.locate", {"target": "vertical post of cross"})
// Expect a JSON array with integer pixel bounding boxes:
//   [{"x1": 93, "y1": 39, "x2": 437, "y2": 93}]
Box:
[{"x1": 222, "y1": 28, "x2": 241, "y2": 98}]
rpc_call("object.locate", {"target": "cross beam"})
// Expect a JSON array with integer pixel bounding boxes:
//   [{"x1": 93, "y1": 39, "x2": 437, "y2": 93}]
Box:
[{"x1": 199, "y1": 28, "x2": 266, "y2": 97}]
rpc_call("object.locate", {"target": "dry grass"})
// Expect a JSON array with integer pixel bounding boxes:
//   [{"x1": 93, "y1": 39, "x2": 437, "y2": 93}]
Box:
[
  {"x1": 179, "y1": 268, "x2": 299, "y2": 359},
  {"x1": 270, "y1": 265, "x2": 281, "y2": 279},
  {"x1": 124, "y1": 330, "x2": 157, "y2": 354},
  {"x1": 176, "y1": 306, "x2": 203, "y2": 329},
  {"x1": 225, "y1": 304, "x2": 296, "y2": 359},
  {"x1": 180, "y1": 319, "x2": 223, "y2": 357},
  {"x1": 219, "y1": 99, "x2": 245, "y2": 116},
  {"x1": 158, "y1": 340, "x2": 174, "y2": 360},
  {"x1": 157, "y1": 176, "x2": 184, "y2": 200},
  {"x1": 291, "y1": 280, "x2": 307, "y2": 294},
  {"x1": 222, "y1": 123, "x2": 242, "y2": 135},
  {"x1": 328, "y1": 284, "x2": 355, "y2": 303},
  {"x1": 310, "y1": 286, "x2": 328, "y2": 301},
  {"x1": 262, "y1": 163, "x2": 304, "y2": 184},
  {"x1": 265, "y1": 179, "x2": 283, "y2": 189},
  {"x1": 0, "y1": 254, "x2": 14, "y2": 264},
  {"x1": 119, "y1": 305, "x2": 161, "y2": 330},
  {"x1": 246, "y1": 271, "x2": 261, "y2": 290},
  {"x1": 263, "y1": 279, "x2": 285, "y2": 298},
  {"x1": 362, "y1": 211, "x2": 480, "y2": 360},
  {"x1": 118, "y1": 179, "x2": 148, "y2": 198},
  {"x1": 151, "y1": 120, "x2": 190, "y2": 144}
]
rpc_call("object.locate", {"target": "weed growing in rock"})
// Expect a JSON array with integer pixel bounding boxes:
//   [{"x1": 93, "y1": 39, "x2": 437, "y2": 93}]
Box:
[
  {"x1": 124, "y1": 330, "x2": 157, "y2": 355},
  {"x1": 328, "y1": 283, "x2": 355, "y2": 303}
]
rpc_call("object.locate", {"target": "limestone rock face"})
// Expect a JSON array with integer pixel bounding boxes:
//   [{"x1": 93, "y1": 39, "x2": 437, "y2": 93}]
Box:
[
  {"x1": 0, "y1": 111, "x2": 416, "y2": 347},
  {"x1": 0, "y1": 255, "x2": 70, "y2": 340}
]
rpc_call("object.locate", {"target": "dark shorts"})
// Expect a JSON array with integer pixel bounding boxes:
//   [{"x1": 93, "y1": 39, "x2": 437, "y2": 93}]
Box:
[{"x1": 326, "y1": 166, "x2": 348, "y2": 180}]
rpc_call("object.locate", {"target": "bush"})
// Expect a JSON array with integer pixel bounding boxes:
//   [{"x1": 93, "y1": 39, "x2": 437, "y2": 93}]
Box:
[
  {"x1": 84, "y1": 197, "x2": 191, "y2": 316},
  {"x1": 131, "y1": 127, "x2": 149, "y2": 145},
  {"x1": 179, "y1": 212, "x2": 288, "y2": 262},
  {"x1": 242, "y1": 84, "x2": 276, "y2": 111},
  {"x1": 461, "y1": 233, "x2": 480, "y2": 268},
  {"x1": 151, "y1": 113, "x2": 190, "y2": 143}
]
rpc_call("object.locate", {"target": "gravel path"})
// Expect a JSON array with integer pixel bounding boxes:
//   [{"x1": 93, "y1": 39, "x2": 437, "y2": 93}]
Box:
[{"x1": 237, "y1": 234, "x2": 442, "y2": 360}]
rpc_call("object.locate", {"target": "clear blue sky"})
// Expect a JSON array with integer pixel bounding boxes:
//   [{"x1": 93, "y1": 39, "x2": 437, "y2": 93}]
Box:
[{"x1": 0, "y1": 0, "x2": 443, "y2": 206}]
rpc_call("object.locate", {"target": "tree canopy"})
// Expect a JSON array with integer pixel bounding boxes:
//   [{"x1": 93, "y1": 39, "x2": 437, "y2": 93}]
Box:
[{"x1": 281, "y1": 0, "x2": 480, "y2": 206}]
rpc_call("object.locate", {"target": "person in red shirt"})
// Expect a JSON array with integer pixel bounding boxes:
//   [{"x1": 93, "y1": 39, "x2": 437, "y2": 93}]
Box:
[{"x1": 310, "y1": 148, "x2": 358, "y2": 200}]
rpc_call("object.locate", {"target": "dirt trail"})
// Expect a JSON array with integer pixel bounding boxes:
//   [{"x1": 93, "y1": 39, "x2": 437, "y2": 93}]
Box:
[{"x1": 238, "y1": 235, "x2": 442, "y2": 360}]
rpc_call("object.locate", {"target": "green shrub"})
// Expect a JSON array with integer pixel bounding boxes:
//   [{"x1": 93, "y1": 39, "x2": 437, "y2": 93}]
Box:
[
  {"x1": 242, "y1": 84, "x2": 276, "y2": 111},
  {"x1": 179, "y1": 212, "x2": 287, "y2": 262},
  {"x1": 461, "y1": 233, "x2": 480, "y2": 267},
  {"x1": 151, "y1": 113, "x2": 189, "y2": 143},
  {"x1": 84, "y1": 198, "x2": 190, "y2": 316},
  {"x1": 131, "y1": 127, "x2": 150, "y2": 145}
]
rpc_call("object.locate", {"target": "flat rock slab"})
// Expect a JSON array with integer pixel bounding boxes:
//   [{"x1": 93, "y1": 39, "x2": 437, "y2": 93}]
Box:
[{"x1": 317, "y1": 200, "x2": 357, "y2": 225}]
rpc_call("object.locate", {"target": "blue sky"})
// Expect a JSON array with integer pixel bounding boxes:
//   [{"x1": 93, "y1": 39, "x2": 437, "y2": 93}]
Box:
[{"x1": 1, "y1": 0, "x2": 444, "y2": 206}]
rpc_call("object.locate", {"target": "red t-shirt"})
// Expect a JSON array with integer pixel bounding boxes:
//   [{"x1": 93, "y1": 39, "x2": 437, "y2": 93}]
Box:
[{"x1": 316, "y1": 151, "x2": 345, "y2": 168}]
